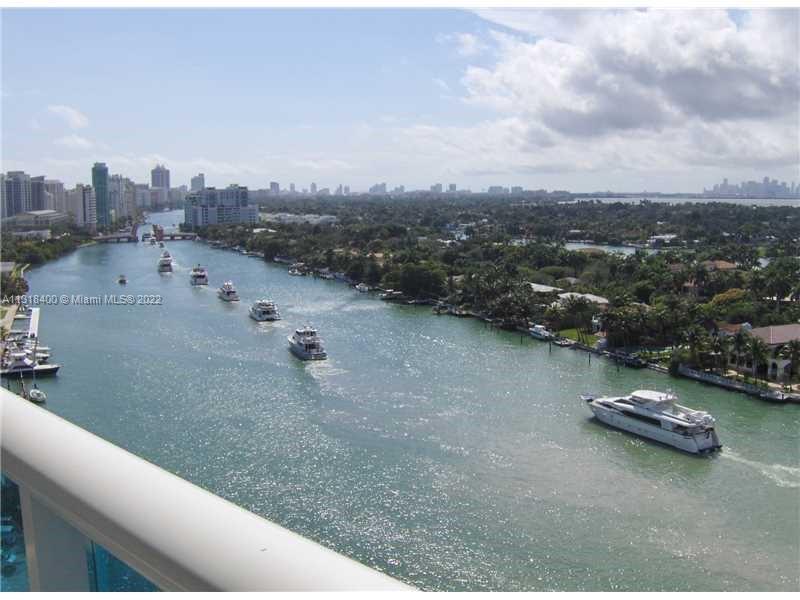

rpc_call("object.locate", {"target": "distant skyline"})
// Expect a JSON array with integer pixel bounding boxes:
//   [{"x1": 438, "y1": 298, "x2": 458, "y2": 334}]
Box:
[{"x1": 2, "y1": 8, "x2": 798, "y2": 192}]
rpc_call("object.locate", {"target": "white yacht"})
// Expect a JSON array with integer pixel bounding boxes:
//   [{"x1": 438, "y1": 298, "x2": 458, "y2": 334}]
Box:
[
  {"x1": 217, "y1": 281, "x2": 240, "y2": 302},
  {"x1": 249, "y1": 299, "x2": 281, "y2": 321},
  {"x1": 0, "y1": 351, "x2": 60, "y2": 377},
  {"x1": 288, "y1": 326, "x2": 327, "y2": 360},
  {"x1": 157, "y1": 250, "x2": 173, "y2": 273},
  {"x1": 582, "y1": 389, "x2": 722, "y2": 454},
  {"x1": 189, "y1": 265, "x2": 208, "y2": 286},
  {"x1": 529, "y1": 324, "x2": 554, "y2": 340},
  {"x1": 355, "y1": 283, "x2": 370, "y2": 293}
]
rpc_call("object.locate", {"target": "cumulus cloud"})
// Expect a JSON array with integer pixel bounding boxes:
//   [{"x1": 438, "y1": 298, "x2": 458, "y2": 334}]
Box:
[
  {"x1": 47, "y1": 104, "x2": 89, "y2": 129},
  {"x1": 437, "y1": 32, "x2": 487, "y2": 57},
  {"x1": 411, "y1": 9, "x2": 799, "y2": 181}
]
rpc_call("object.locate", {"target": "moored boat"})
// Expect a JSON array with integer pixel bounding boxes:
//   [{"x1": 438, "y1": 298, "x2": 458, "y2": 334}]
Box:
[{"x1": 529, "y1": 324, "x2": 554, "y2": 341}]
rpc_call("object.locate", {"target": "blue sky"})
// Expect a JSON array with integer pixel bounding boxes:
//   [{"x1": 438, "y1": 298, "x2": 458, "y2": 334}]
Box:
[{"x1": 2, "y1": 8, "x2": 798, "y2": 192}]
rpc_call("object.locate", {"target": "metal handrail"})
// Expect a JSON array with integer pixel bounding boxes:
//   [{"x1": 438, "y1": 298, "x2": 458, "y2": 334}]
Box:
[{"x1": 0, "y1": 389, "x2": 412, "y2": 591}]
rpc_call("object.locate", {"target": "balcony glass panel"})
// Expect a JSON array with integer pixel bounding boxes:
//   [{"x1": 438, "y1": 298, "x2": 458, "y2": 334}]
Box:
[
  {"x1": 0, "y1": 475, "x2": 28, "y2": 592},
  {"x1": 88, "y1": 543, "x2": 158, "y2": 592}
]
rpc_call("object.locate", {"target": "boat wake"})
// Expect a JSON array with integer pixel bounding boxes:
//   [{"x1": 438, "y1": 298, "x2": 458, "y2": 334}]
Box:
[{"x1": 721, "y1": 450, "x2": 800, "y2": 488}]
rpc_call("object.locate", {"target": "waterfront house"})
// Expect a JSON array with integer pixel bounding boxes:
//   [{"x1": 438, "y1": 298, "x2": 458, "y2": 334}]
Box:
[
  {"x1": 726, "y1": 323, "x2": 800, "y2": 380},
  {"x1": 701, "y1": 259, "x2": 737, "y2": 272},
  {"x1": 557, "y1": 292, "x2": 610, "y2": 310}
]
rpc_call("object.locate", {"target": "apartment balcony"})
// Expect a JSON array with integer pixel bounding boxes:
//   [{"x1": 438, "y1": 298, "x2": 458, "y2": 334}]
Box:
[{"x1": 0, "y1": 388, "x2": 411, "y2": 591}]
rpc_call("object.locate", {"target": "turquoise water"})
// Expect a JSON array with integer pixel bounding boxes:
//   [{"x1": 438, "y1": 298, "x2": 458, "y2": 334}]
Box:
[{"x1": 16, "y1": 211, "x2": 800, "y2": 591}]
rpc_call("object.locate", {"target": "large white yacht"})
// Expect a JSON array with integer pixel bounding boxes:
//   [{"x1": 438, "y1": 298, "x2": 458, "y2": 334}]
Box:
[
  {"x1": 249, "y1": 299, "x2": 281, "y2": 321},
  {"x1": 157, "y1": 250, "x2": 173, "y2": 273},
  {"x1": 189, "y1": 265, "x2": 208, "y2": 286},
  {"x1": 217, "y1": 281, "x2": 240, "y2": 302},
  {"x1": 582, "y1": 389, "x2": 721, "y2": 454},
  {"x1": 288, "y1": 326, "x2": 327, "y2": 360}
]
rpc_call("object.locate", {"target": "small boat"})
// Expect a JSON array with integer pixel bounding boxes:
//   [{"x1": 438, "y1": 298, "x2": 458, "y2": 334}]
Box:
[
  {"x1": 288, "y1": 326, "x2": 327, "y2": 360},
  {"x1": 288, "y1": 268, "x2": 304, "y2": 276},
  {"x1": 249, "y1": 299, "x2": 281, "y2": 321},
  {"x1": 149, "y1": 238, "x2": 156, "y2": 245},
  {"x1": 355, "y1": 283, "x2": 370, "y2": 293},
  {"x1": 158, "y1": 241, "x2": 165, "y2": 248},
  {"x1": 217, "y1": 281, "x2": 240, "y2": 302},
  {"x1": 529, "y1": 324, "x2": 555, "y2": 341},
  {"x1": 0, "y1": 351, "x2": 60, "y2": 378},
  {"x1": 118, "y1": 274, "x2": 127, "y2": 284},
  {"x1": 189, "y1": 265, "x2": 209, "y2": 286},
  {"x1": 157, "y1": 250, "x2": 173, "y2": 273},
  {"x1": 553, "y1": 338, "x2": 574, "y2": 347},
  {"x1": 583, "y1": 389, "x2": 722, "y2": 454}
]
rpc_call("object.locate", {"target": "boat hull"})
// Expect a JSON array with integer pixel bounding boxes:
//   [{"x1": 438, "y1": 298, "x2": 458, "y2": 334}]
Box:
[
  {"x1": 1, "y1": 364, "x2": 60, "y2": 378},
  {"x1": 288, "y1": 341, "x2": 327, "y2": 361},
  {"x1": 590, "y1": 403, "x2": 721, "y2": 454},
  {"x1": 249, "y1": 310, "x2": 280, "y2": 321}
]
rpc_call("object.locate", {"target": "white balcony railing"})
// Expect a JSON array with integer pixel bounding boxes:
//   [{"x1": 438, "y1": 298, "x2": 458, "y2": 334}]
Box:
[{"x1": 0, "y1": 388, "x2": 412, "y2": 591}]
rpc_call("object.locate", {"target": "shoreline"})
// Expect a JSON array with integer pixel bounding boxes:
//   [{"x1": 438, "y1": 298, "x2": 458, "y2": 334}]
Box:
[{"x1": 195, "y1": 237, "x2": 800, "y2": 404}]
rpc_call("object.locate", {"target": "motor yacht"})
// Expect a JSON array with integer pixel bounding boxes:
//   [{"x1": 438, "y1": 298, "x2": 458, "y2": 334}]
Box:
[
  {"x1": 189, "y1": 265, "x2": 209, "y2": 286},
  {"x1": 582, "y1": 389, "x2": 721, "y2": 454},
  {"x1": 529, "y1": 324, "x2": 554, "y2": 341},
  {"x1": 249, "y1": 299, "x2": 281, "y2": 321},
  {"x1": 288, "y1": 326, "x2": 327, "y2": 360},
  {"x1": 217, "y1": 281, "x2": 240, "y2": 302},
  {"x1": 158, "y1": 250, "x2": 173, "y2": 273}
]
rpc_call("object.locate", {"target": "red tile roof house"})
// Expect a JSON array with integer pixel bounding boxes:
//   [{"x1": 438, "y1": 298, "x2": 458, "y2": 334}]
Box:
[{"x1": 728, "y1": 323, "x2": 800, "y2": 380}]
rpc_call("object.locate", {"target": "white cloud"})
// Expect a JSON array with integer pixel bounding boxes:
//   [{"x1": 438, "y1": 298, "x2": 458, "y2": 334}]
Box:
[
  {"x1": 437, "y1": 32, "x2": 487, "y2": 57},
  {"x1": 47, "y1": 105, "x2": 89, "y2": 129},
  {"x1": 53, "y1": 134, "x2": 93, "y2": 149},
  {"x1": 289, "y1": 158, "x2": 355, "y2": 171},
  {"x1": 407, "y1": 9, "x2": 800, "y2": 183}
]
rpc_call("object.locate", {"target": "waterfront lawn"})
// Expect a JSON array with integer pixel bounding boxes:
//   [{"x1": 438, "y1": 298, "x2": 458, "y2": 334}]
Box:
[{"x1": 559, "y1": 328, "x2": 598, "y2": 346}]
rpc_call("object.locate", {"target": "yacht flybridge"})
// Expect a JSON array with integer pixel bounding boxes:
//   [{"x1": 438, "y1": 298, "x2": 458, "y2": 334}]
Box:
[{"x1": 582, "y1": 389, "x2": 721, "y2": 454}]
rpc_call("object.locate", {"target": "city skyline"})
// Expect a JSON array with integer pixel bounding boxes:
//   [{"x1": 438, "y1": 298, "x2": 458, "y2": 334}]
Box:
[{"x1": 2, "y1": 8, "x2": 799, "y2": 192}]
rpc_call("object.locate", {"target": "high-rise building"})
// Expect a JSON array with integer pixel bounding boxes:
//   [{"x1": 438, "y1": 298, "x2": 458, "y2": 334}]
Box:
[
  {"x1": 448, "y1": 183, "x2": 456, "y2": 193},
  {"x1": 30, "y1": 176, "x2": 48, "y2": 211},
  {"x1": 134, "y1": 184, "x2": 151, "y2": 208},
  {"x1": 91, "y1": 163, "x2": 110, "y2": 226},
  {"x1": 269, "y1": 181, "x2": 280, "y2": 195},
  {"x1": 289, "y1": 183, "x2": 296, "y2": 193},
  {"x1": 310, "y1": 182, "x2": 317, "y2": 194},
  {"x1": 44, "y1": 180, "x2": 66, "y2": 213},
  {"x1": 65, "y1": 184, "x2": 97, "y2": 231},
  {"x1": 3, "y1": 171, "x2": 33, "y2": 218},
  {"x1": 190, "y1": 173, "x2": 205, "y2": 192},
  {"x1": 343, "y1": 185, "x2": 350, "y2": 195},
  {"x1": 151, "y1": 164, "x2": 170, "y2": 190},
  {"x1": 430, "y1": 183, "x2": 443, "y2": 193},
  {"x1": 184, "y1": 185, "x2": 258, "y2": 229},
  {"x1": 335, "y1": 184, "x2": 343, "y2": 195}
]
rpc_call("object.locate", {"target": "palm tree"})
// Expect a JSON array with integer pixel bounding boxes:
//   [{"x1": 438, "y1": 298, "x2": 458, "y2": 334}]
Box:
[
  {"x1": 731, "y1": 330, "x2": 749, "y2": 371},
  {"x1": 710, "y1": 335, "x2": 732, "y2": 375},
  {"x1": 683, "y1": 326, "x2": 709, "y2": 369},
  {"x1": 780, "y1": 339, "x2": 800, "y2": 382},
  {"x1": 748, "y1": 336, "x2": 770, "y2": 384}
]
